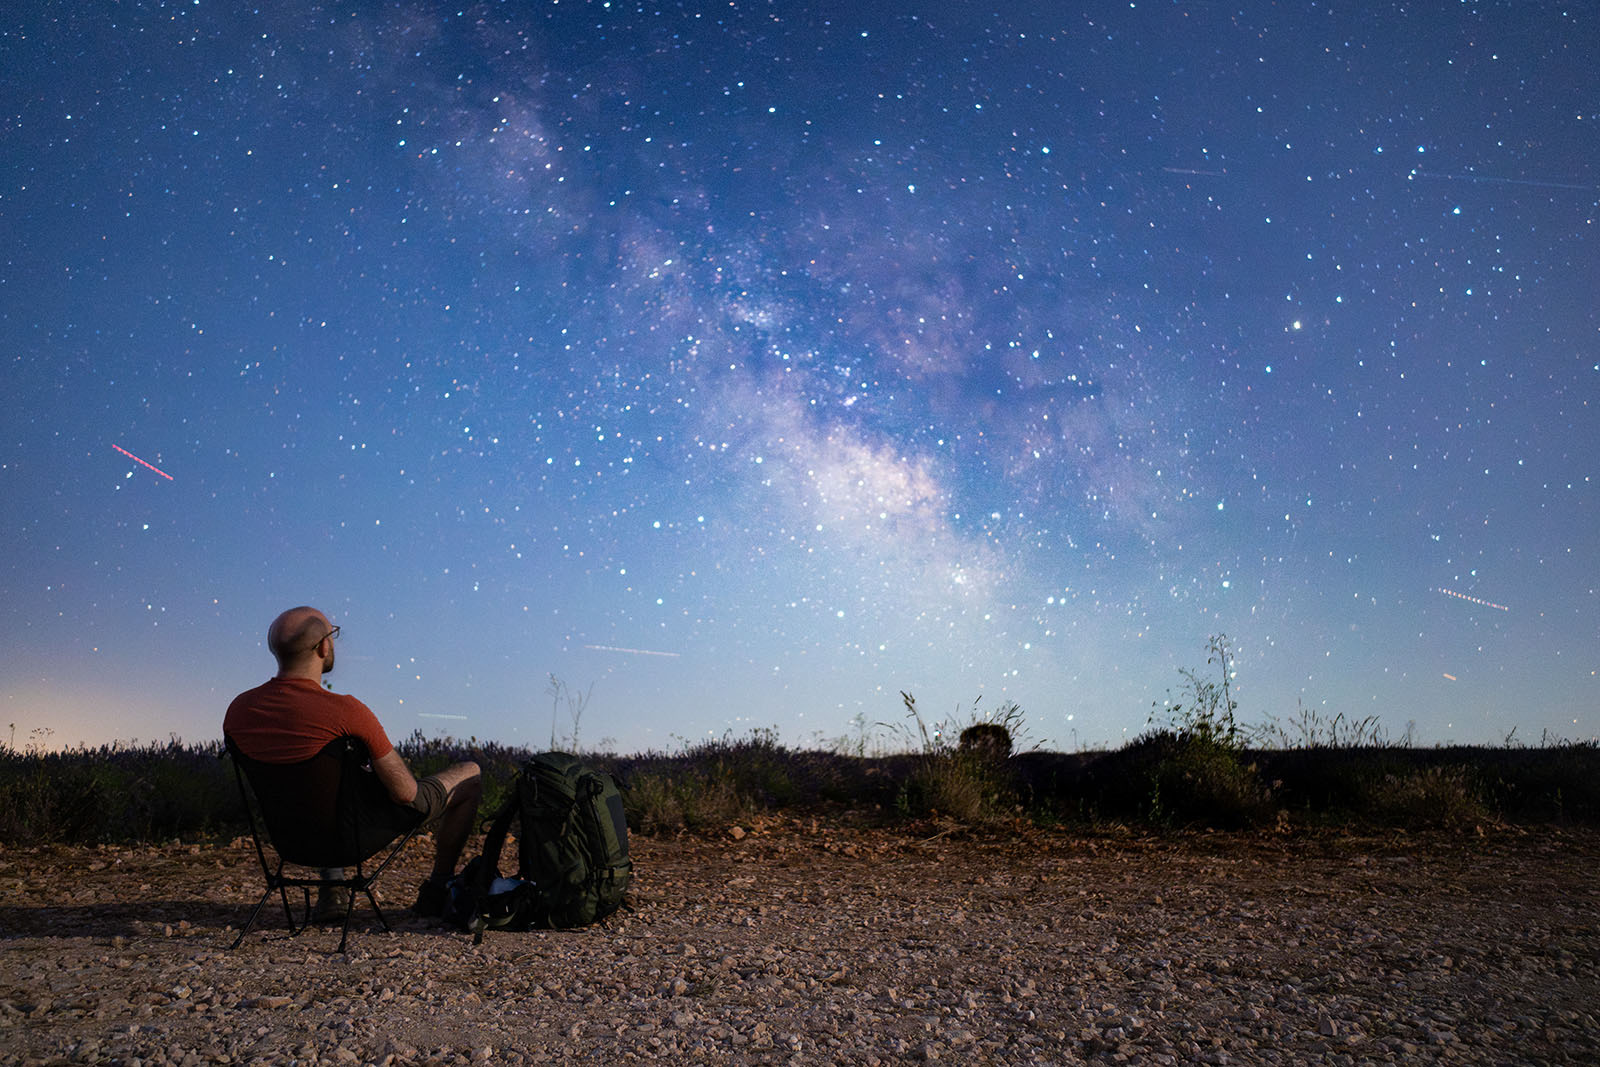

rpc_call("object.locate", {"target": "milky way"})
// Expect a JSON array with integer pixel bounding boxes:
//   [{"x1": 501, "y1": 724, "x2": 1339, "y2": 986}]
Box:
[{"x1": 2, "y1": 2, "x2": 1594, "y2": 752}]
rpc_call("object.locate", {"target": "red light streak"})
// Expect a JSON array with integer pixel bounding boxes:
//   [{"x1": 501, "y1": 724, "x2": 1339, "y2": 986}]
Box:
[
  {"x1": 1435, "y1": 587, "x2": 1508, "y2": 612},
  {"x1": 112, "y1": 444, "x2": 174, "y2": 481}
]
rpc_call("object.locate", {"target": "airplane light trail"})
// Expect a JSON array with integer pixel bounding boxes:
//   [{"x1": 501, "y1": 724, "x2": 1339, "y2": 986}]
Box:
[
  {"x1": 111, "y1": 444, "x2": 173, "y2": 480},
  {"x1": 1414, "y1": 169, "x2": 1597, "y2": 192},
  {"x1": 1435, "y1": 587, "x2": 1509, "y2": 612},
  {"x1": 584, "y1": 644, "x2": 682, "y2": 658}
]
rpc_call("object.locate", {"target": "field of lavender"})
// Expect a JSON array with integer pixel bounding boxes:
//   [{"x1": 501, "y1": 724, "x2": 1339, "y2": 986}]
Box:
[{"x1": 3, "y1": 723, "x2": 1596, "y2": 846}]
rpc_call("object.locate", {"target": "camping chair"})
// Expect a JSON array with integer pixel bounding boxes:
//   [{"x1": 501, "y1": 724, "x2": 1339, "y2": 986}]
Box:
[{"x1": 225, "y1": 735, "x2": 425, "y2": 953}]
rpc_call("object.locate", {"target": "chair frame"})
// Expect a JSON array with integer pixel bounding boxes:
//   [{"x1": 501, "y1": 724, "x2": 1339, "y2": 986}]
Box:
[{"x1": 226, "y1": 735, "x2": 425, "y2": 953}]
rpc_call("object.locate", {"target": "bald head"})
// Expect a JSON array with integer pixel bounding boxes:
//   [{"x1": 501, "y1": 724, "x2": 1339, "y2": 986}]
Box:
[{"x1": 267, "y1": 606, "x2": 336, "y2": 674}]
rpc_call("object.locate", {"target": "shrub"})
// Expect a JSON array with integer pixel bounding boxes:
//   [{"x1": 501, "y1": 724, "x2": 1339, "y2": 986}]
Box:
[
  {"x1": 1358, "y1": 763, "x2": 1489, "y2": 828},
  {"x1": 958, "y1": 722, "x2": 1013, "y2": 761},
  {"x1": 1475, "y1": 738, "x2": 1600, "y2": 822},
  {"x1": 1148, "y1": 730, "x2": 1273, "y2": 827},
  {"x1": 0, "y1": 737, "x2": 241, "y2": 846},
  {"x1": 620, "y1": 767, "x2": 746, "y2": 834},
  {"x1": 687, "y1": 728, "x2": 803, "y2": 807},
  {"x1": 1124, "y1": 635, "x2": 1274, "y2": 828},
  {"x1": 892, "y1": 693, "x2": 1022, "y2": 823},
  {"x1": 899, "y1": 751, "x2": 994, "y2": 822},
  {"x1": 0, "y1": 760, "x2": 108, "y2": 844},
  {"x1": 1257, "y1": 748, "x2": 1401, "y2": 820},
  {"x1": 607, "y1": 728, "x2": 870, "y2": 834},
  {"x1": 1152, "y1": 634, "x2": 1243, "y2": 746}
]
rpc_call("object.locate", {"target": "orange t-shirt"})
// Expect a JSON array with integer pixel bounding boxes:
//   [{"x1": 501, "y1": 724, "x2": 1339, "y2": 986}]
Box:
[{"x1": 224, "y1": 676, "x2": 395, "y2": 764}]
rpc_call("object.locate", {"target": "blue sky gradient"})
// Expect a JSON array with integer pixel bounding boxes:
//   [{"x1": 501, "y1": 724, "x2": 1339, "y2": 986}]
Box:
[{"x1": 3, "y1": 2, "x2": 1595, "y2": 753}]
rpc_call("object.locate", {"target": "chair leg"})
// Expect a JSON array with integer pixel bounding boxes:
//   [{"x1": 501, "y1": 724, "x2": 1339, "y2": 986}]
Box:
[
  {"x1": 284, "y1": 889, "x2": 297, "y2": 932},
  {"x1": 230, "y1": 887, "x2": 277, "y2": 949},
  {"x1": 335, "y1": 888, "x2": 358, "y2": 954},
  {"x1": 298, "y1": 886, "x2": 315, "y2": 933},
  {"x1": 232, "y1": 865, "x2": 308, "y2": 948},
  {"x1": 342, "y1": 866, "x2": 393, "y2": 934},
  {"x1": 281, "y1": 885, "x2": 311, "y2": 936},
  {"x1": 361, "y1": 886, "x2": 393, "y2": 933}
]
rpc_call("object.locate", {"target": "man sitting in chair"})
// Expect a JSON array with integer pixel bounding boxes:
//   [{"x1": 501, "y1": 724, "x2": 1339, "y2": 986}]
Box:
[{"x1": 224, "y1": 606, "x2": 482, "y2": 918}]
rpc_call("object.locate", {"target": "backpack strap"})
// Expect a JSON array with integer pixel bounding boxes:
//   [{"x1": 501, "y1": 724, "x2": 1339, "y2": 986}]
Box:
[
  {"x1": 478, "y1": 789, "x2": 519, "y2": 876},
  {"x1": 466, "y1": 785, "x2": 521, "y2": 944}
]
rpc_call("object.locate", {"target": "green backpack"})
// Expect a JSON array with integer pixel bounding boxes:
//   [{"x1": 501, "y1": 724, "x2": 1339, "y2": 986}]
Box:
[{"x1": 454, "y1": 753, "x2": 632, "y2": 940}]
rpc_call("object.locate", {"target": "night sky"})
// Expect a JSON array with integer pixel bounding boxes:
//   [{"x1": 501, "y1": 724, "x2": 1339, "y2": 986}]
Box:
[{"x1": 3, "y1": 2, "x2": 1595, "y2": 754}]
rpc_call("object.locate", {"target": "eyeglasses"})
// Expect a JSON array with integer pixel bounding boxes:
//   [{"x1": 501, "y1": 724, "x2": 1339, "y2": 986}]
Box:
[{"x1": 304, "y1": 625, "x2": 340, "y2": 651}]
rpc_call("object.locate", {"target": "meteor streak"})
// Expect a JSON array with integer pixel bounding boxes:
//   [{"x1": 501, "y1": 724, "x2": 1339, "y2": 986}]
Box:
[
  {"x1": 1414, "y1": 169, "x2": 1597, "y2": 192},
  {"x1": 584, "y1": 644, "x2": 681, "y2": 658},
  {"x1": 1435, "y1": 587, "x2": 1509, "y2": 612},
  {"x1": 112, "y1": 444, "x2": 173, "y2": 481}
]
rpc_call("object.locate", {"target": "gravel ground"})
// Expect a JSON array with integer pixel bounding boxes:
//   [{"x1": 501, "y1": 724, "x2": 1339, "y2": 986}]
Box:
[{"x1": 1, "y1": 822, "x2": 1596, "y2": 1066}]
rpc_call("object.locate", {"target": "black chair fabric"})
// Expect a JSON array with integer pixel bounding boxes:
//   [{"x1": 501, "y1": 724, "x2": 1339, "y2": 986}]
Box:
[{"x1": 225, "y1": 735, "x2": 425, "y2": 952}]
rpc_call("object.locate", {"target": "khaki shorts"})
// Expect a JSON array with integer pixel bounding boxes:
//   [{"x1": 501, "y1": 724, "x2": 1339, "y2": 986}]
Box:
[
  {"x1": 345, "y1": 772, "x2": 447, "y2": 859},
  {"x1": 409, "y1": 774, "x2": 448, "y2": 824}
]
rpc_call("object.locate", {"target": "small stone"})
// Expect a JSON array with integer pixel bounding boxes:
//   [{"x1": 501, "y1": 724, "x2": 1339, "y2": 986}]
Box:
[{"x1": 244, "y1": 996, "x2": 292, "y2": 1010}]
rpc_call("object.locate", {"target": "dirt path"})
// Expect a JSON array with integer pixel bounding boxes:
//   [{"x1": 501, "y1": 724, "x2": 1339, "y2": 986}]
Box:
[{"x1": 2, "y1": 824, "x2": 1597, "y2": 1065}]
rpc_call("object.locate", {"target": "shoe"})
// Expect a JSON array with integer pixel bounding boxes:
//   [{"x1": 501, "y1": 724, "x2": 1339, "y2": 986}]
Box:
[
  {"x1": 313, "y1": 886, "x2": 352, "y2": 925},
  {"x1": 413, "y1": 875, "x2": 449, "y2": 918}
]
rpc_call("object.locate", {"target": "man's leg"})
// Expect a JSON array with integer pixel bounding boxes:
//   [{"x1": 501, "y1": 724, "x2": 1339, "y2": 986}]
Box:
[
  {"x1": 410, "y1": 761, "x2": 481, "y2": 916},
  {"x1": 429, "y1": 761, "x2": 483, "y2": 881},
  {"x1": 314, "y1": 867, "x2": 349, "y2": 924}
]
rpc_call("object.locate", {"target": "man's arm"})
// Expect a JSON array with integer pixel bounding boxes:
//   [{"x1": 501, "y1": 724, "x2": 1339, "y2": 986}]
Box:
[
  {"x1": 372, "y1": 749, "x2": 419, "y2": 806},
  {"x1": 372, "y1": 748, "x2": 481, "y2": 807}
]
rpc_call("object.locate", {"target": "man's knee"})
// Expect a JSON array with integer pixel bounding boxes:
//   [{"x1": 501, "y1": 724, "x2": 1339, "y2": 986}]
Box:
[
  {"x1": 409, "y1": 763, "x2": 479, "y2": 822},
  {"x1": 430, "y1": 763, "x2": 480, "y2": 826},
  {"x1": 439, "y1": 760, "x2": 481, "y2": 800},
  {"x1": 448, "y1": 763, "x2": 482, "y2": 804}
]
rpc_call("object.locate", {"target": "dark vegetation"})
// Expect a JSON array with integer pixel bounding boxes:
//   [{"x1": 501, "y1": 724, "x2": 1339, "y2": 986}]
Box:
[{"x1": 4, "y1": 637, "x2": 1597, "y2": 846}]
